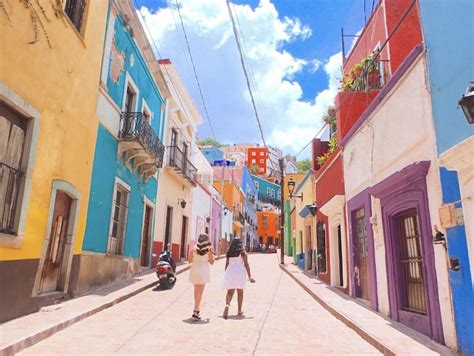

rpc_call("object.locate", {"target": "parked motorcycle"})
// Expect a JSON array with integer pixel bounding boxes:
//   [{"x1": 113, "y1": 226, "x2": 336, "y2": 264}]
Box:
[{"x1": 154, "y1": 245, "x2": 177, "y2": 289}]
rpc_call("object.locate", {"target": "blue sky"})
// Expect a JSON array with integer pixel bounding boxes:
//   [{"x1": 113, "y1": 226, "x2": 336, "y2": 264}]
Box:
[{"x1": 135, "y1": 0, "x2": 368, "y2": 158}]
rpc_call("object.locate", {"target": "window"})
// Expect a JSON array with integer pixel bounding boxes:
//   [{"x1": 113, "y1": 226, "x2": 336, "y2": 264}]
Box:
[
  {"x1": 260, "y1": 167, "x2": 265, "y2": 172},
  {"x1": 170, "y1": 129, "x2": 178, "y2": 147},
  {"x1": 267, "y1": 187, "x2": 271, "y2": 196},
  {"x1": 259, "y1": 159, "x2": 264, "y2": 163},
  {"x1": 65, "y1": 0, "x2": 87, "y2": 33},
  {"x1": 260, "y1": 152, "x2": 264, "y2": 156},
  {"x1": 252, "y1": 159, "x2": 256, "y2": 164},
  {"x1": 124, "y1": 86, "x2": 136, "y2": 113},
  {"x1": 262, "y1": 216, "x2": 267, "y2": 228},
  {"x1": 277, "y1": 191, "x2": 281, "y2": 200},
  {"x1": 108, "y1": 182, "x2": 129, "y2": 255},
  {"x1": 0, "y1": 106, "x2": 27, "y2": 234},
  {"x1": 251, "y1": 152, "x2": 256, "y2": 156},
  {"x1": 254, "y1": 181, "x2": 259, "y2": 190}
]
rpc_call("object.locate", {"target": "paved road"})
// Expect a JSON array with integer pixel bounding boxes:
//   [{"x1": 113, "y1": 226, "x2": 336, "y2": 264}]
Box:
[{"x1": 20, "y1": 254, "x2": 380, "y2": 355}]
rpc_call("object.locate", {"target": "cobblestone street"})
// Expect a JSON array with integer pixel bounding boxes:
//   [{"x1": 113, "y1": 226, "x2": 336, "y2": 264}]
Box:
[{"x1": 19, "y1": 254, "x2": 380, "y2": 355}]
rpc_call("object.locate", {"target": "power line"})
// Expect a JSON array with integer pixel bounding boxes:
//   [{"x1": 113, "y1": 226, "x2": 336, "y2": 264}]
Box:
[
  {"x1": 225, "y1": 0, "x2": 280, "y2": 176},
  {"x1": 294, "y1": 0, "x2": 417, "y2": 157},
  {"x1": 174, "y1": 0, "x2": 217, "y2": 141}
]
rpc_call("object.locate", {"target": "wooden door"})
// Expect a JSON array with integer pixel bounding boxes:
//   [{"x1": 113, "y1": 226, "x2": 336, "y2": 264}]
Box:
[
  {"x1": 40, "y1": 192, "x2": 71, "y2": 294},
  {"x1": 141, "y1": 206, "x2": 152, "y2": 267},
  {"x1": 337, "y1": 225, "x2": 344, "y2": 287},
  {"x1": 355, "y1": 208, "x2": 370, "y2": 300},
  {"x1": 180, "y1": 216, "x2": 188, "y2": 259}
]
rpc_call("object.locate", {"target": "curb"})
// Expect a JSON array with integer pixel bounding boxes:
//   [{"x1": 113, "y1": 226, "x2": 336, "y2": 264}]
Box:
[
  {"x1": 279, "y1": 264, "x2": 394, "y2": 356},
  {"x1": 1, "y1": 265, "x2": 191, "y2": 356}
]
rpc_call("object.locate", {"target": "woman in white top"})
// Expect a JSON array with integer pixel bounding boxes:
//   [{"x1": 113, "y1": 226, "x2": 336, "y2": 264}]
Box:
[
  {"x1": 220, "y1": 237, "x2": 255, "y2": 319},
  {"x1": 188, "y1": 234, "x2": 214, "y2": 320}
]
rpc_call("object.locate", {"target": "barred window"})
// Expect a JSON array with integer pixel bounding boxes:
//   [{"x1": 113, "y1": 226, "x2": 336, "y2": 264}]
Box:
[
  {"x1": 317, "y1": 222, "x2": 327, "y2": 273},
  {"x1": 0, "y1": 105, "x2": 27, "y2": 234}
]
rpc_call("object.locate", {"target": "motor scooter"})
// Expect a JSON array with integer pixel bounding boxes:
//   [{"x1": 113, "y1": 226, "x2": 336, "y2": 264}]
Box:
[{"x1": 154, "y1": 244, "x2": 176, "y2": 289}]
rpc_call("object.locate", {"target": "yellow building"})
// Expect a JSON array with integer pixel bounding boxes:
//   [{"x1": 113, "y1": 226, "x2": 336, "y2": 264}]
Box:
[
  {"x1": 292, "y1": 170, "x2": 315, "y2": 271},
  {"x1": 0, "y1": 2, "x2": 108, "y2": 322}
]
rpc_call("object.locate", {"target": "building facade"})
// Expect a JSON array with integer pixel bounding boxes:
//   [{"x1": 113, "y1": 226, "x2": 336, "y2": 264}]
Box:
[
  {"x1": 251, "y1": 174, "x2": 281, "y2": 207},
  {"x1": 153, "y1": 58, "x2": 202, "y2": 264},
  {"x1": 340, "y1": 0, "x2": 456, "y2": 347},
  {"x1": 247, "y1": 147, "x2": 268, "y2": 175},
  {"x1": 418, "y1": 1, "x2": 474, "y2": 353},
  {"x1": 79, "y1": 0, "x2": 166, "y2": 293},
  {"x1": 0, "y1": 0, "x2": 108, "y2": 321}
]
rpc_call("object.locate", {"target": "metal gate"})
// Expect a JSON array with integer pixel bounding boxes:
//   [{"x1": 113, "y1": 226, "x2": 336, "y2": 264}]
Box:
[{"x1": 397, "y1": 210, "x2": 427, "y2": 314}]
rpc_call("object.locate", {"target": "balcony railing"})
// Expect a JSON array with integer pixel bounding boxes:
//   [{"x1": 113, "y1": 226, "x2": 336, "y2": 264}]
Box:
[
  {"x1": 119, "y1": 112, "x2": 165, "y2": 168},
  {"x1": 0, "y1": 162, "x2": 22, "y2": 234},
  {"x1": 168, "y1": 145, "x2": 197, "y2": 185}
]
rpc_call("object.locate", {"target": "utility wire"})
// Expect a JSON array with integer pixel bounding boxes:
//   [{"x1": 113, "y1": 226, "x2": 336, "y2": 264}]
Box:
[
  {"x1": 174, "y1": 0, "x2": 217, "y2": 141},
  {"x1": 226, "y1": 0, "x2": 280, "y2": 176},
  {"x1": 294, "y1": 0, "x2": 417, "y2": 157}
]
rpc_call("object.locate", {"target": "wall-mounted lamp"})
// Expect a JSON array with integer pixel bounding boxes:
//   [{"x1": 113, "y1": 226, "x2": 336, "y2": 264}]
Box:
[
  {"x1": 178, "y1": 199, "x2": 187, "y2": 209},
  {"x1": 309, "y1": 204, "x2": 318, "y2": 217},
  {"x1": 287, "y1": 178, "x2": 303, "y2": 200},
  {"x1": 458, "y1": 82, "x2": 474, "y2": 124},
  {"x1": 206, "y1": 216, "x2": 211, "y2": 223},
  {"x1": 223, "y1": 207, "x2": 229, "y2": 216},
  {"x1": 433, "y1": 225, "x2": 446, "y2": 244}
]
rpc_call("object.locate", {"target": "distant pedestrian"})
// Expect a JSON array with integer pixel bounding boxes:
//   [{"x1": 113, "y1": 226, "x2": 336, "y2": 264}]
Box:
[
  {"x1": 220, "y1": 237, "x2": 255, "y2": 319},
  {"x1": 188, "y1": 234, "x2": 214, "y2": 320}
]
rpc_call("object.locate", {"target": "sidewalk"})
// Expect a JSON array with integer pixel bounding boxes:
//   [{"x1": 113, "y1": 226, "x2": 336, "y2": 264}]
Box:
[
  {"x1": 0, "y1": 263, "x2": 191, "y2": 356},
  {"x1": 281, "y1": 261, "x2": 456, "y2": 356}
]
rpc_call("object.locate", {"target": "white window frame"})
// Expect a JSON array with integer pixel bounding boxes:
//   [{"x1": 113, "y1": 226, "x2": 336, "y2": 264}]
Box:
[
  {"x1": 251, "y1": 152, "x2": 256, "y2": 156},
  {"x1": 121, "y1": 72, "x2": 139, "y2": 112},
  {"x1": 260, "y1": 152, "x2": 264, "y2": 156},
  {"x1": 107, "y1": 177, "x2": 131, "y2": 255},
  {"x1": 0, "y1": 83, "x2": 40, "y2": 248},
  {"x1": 141, "y1": 98, "x2": 153, "y2": 125}
]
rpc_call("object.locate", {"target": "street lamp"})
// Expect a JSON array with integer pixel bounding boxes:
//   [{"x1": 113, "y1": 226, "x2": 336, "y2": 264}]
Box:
[
  {"x1": 287, "y1": 177, "x2": 303, "y2": 200},
  {"x1": 458, "y1": 82, "x2": 474, "y2": 124}
]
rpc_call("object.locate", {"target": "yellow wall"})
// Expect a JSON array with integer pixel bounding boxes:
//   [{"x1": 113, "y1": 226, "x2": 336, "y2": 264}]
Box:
[
  {"x1": 0, "y1": 2, "x2": 108, "y2": 260},
  {"x1": 294, "y1": 173, "x2": 315, "y2": 253}
]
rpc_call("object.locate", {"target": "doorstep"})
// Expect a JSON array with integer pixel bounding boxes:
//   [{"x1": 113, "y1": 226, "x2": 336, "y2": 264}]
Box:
[
  {"x1": 280, "y1": 263, "x2": 456, "y2": 356},
  {"x1": 0, "y1": 263, "x2": 191, "y2": 356}
]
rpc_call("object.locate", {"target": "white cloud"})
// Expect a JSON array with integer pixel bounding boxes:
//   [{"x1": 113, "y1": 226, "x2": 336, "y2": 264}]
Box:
[
  {"x1": 309, "y1": 59, "x2": 322, "y2": 74},
  {"x1": 138, "y1": 0, "x2": 341, "y2": 158}
]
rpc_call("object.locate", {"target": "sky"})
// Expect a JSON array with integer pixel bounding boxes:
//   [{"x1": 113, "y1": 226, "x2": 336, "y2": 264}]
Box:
[{"x1": 134, "y1": 0, "x2": 369, "y2": 158}]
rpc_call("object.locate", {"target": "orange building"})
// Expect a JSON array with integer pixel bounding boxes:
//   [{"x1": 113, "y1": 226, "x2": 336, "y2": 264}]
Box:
[
  {"x1": 213, "y1": 181, "x2": 245, "y2": 238},
  {"x1": 247, "y1": 147, "x2": 268, "y2": 176},
  {"x1": 257, "y1": 211, "x2": 279, "y2": 246}
]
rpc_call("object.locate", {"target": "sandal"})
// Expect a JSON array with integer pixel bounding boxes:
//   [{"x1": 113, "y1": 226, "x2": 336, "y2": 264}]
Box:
[
  {"x1": 192, "y1": 310, "x2": 201, "y2": 320},
  {"x1": 223, "y1": 305, "x2": 229, "y2": 319},
  {"x1": 238, "y1": 311, "x2": 244, "y2": 316}
]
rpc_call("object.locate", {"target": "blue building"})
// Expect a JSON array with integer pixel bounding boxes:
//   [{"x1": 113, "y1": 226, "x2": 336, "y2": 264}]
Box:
[
  {"x1": 75, "y1": 1, "x2": 167, "y2": 293},
  {"x1": 251, "y1": 174, "x2": 281, "y2": 207},
  {"x1": 201, "y1": 146, "x2": 224, "y2": 163},
  {"x1": 418, "y1": 1, "x2": 474, "y2": 354},
  {"x1": 241, "y1": 168, "x2": 258, "y2": 250}
]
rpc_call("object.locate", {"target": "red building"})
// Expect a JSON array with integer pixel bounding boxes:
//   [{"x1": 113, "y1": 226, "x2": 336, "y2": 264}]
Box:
[
  {"x1": 313, "y1": 0, "x2": 422, "y2": 298},
  {"x1": 247, "y1": 147, "x2": 268, "y2": 176}
]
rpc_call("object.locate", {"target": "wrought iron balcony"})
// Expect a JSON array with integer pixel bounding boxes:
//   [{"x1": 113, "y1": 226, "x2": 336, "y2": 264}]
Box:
[
  {"x1": 118, "y1": 112, "x2": 165, "y2": 180},
  {"x1": 167, "y1": 145, "x2": 197, "y2": 186}
]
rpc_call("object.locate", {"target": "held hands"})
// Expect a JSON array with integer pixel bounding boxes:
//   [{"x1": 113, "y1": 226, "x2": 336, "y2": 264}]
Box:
[{"x1": 249, "y1": 277, "x2": 255, "y2": 283}]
